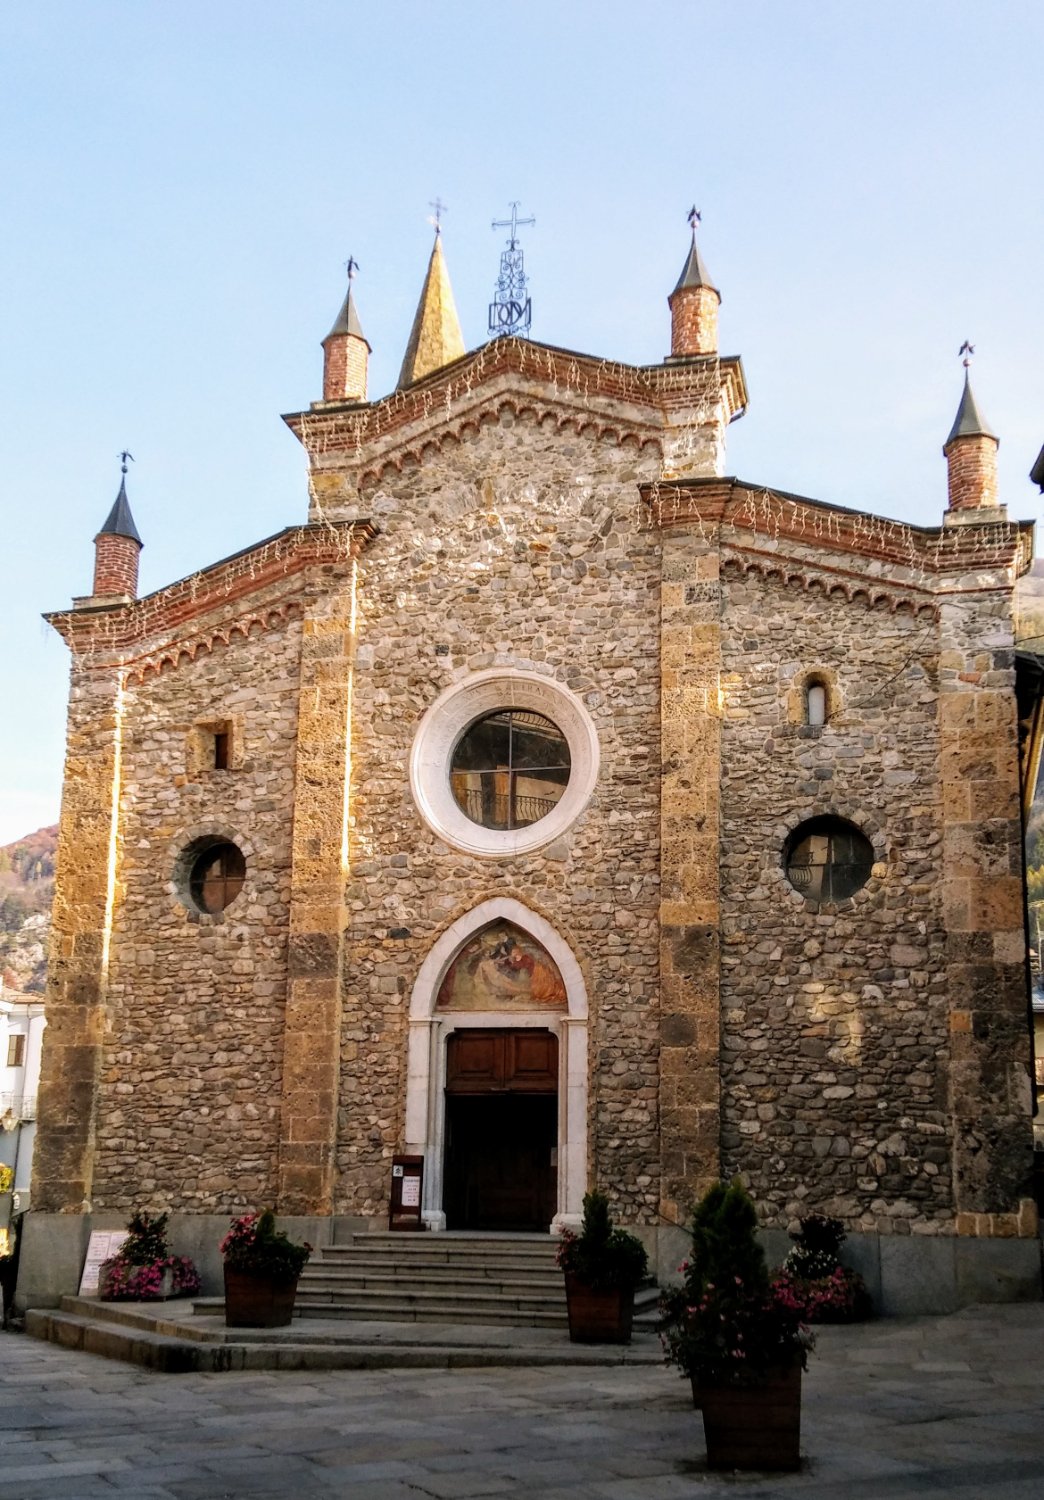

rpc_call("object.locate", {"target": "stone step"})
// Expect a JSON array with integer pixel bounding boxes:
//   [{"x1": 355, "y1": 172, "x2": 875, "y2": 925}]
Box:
[
  {"x1": 25, "y1": 1299, "x2": 662, "y2": 1374},
  {"x1": 298, "y1": 1266, "x2": 564, "y2": 1291},
  {"x1": 319, "y1": 1243, "x2": 560, "y2": 1263},
  {"x1": 295, "y1": 1298, "x2": 567, "y2": 1327}
]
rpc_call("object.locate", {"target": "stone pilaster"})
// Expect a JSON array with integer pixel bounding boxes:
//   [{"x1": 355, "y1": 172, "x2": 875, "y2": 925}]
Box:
[
  {"x1": 33, "y1": 663, "x2": 125, "y2": 1212},
  {"x1": 938, "y1": 592, "x2": 1037, "y2": 1238},
  {"x1": 277, "y1": 574, "x2": 358, "y2": 1215},
  {"x1": 659, "y1": 531, "x2": 722, "y2": 1222}
]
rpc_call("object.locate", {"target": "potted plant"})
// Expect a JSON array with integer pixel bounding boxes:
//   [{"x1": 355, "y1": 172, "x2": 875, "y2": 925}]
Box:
[
  {"x1": 98, "y1": 1211, "x2": 201, "y2": 1301},
  {"x1": 220, "y1": 1210, "x2": 312, "y2": 1328},
  {"x1": 774, "y1": 1212, "x2": 873, "y2": 1322},
  {"x1": 556, "y1": 1190, "x2": 648, "y2": 1343},
  {"x1": 661, "y1": 1181, "x2": 813, "y2": 1472}
]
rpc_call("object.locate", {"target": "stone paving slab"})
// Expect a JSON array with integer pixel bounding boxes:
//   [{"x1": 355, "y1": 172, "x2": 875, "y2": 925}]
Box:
[{"x1": 3, "y1": 1304, "x2": 1044, "y2": 1497}]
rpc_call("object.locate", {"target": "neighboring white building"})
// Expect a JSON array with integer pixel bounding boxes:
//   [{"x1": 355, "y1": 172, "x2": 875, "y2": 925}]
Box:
[{"x1": 1, "y1": 980, "x2": 45, "y2": 1251}]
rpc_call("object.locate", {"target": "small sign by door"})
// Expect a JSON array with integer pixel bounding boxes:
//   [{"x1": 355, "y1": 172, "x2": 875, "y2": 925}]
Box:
[{"x1": 389, "y1": 1154, "x2": 425, "y2": 1231}]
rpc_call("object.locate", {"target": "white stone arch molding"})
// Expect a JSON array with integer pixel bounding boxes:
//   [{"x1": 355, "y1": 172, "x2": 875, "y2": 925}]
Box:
[
  {"x1": 409, "y1": 668, "x2": 600, "y2": 858},
  {"x1": 404, "y1": 896, "x2": 589, "y2": 1234}
]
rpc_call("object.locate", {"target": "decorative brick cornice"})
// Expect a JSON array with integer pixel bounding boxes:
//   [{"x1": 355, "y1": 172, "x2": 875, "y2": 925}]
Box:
[
  {"x1": 285, "y1": 336, "x2": 748, "y2": 490},
  {"x1": 46, "y1": 521, "x2": 377, "y2": 662},
  {"x1": 642, "y1": 477, "x2": 1034, "y2": 589},
  {"x1": 719, "y1": 554, "x2": 938, "y2": 619}
]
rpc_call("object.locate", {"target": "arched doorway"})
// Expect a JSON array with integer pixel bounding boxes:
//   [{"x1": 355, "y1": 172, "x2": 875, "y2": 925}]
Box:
[
  {"x1": 405, "y1": 898, "x2": 588, "y2": 1232},
  {"x1": 444, "y1": 1028, "x2": 558, "y2": 1231}
]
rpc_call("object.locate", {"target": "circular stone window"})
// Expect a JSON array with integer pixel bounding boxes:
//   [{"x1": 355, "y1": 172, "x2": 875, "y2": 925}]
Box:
[
  {"x1": 784, "y1": 817, "x2": 873, "y2": 903},
  {"x1": 410, "y1": 670, "x2": 600, "y2": 858},
  {"x1": 183, "y1": 839, "x2": 246, "y2": 914}
]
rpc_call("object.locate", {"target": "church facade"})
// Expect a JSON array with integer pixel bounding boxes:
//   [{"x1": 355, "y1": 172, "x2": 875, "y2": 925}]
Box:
[{"x1": 19, "y1": 225, "x2": 1042, "y2": 1312}]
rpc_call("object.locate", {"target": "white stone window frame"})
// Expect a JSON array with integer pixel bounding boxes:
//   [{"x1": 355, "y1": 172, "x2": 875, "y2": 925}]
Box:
[
  {"x1": 409, "y1": 669, "x2": 600, "y2": 858},
  {"x1": 404, "y1": 896, "x2": 589, "y2": 1234}
]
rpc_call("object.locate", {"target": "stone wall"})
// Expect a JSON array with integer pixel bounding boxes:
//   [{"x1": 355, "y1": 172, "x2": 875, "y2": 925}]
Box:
[
  {"x1": 84, "y1": 609, "x2": 304, "y2": 1212},
  {"x1": 717, "y1": 558, "x2": 952, "y2": 1233},
  {"x1": 336, "y1": 411, "x2": 665, "y2": 1222}
]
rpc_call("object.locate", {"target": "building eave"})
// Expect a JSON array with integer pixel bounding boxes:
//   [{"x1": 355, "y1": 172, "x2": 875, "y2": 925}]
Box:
[{"x1": 45, "y1": 520, "x2": 378, "y2": 655}]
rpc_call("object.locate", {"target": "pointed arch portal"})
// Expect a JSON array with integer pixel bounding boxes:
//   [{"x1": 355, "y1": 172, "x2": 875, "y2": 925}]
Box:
[{"x1": 405, "y1": 897, "x2": 588, "y2": 1231}]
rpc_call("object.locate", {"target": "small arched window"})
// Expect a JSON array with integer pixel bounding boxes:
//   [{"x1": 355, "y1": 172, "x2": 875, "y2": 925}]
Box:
[{"x1": 805, "y1": 681, "x2": 827, "y2": 727}]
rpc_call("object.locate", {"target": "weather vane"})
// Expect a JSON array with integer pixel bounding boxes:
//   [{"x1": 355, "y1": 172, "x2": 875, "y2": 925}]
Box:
[
  {"x1": 428, "y1": 197, "x2": 447, "y2": 233},
  {"x1": 118, "y1": 450, "x2": 134, "y2": 475},
  {"x1": 345, "y1": 255, "x2": 359, "y2": 280},
  {"x1": 959, "y1": 340, "x2": 975, "y2": 367},
  {"x1": 488, "y1": 201, "x2": 535, "y2": 340},
  {"x1": 688, "y1": 205, "x2": 701, "y2": 232}
]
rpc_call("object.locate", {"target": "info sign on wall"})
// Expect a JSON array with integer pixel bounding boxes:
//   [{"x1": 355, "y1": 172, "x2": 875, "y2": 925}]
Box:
[{"x1": 389, "y1": 1154, "x2": 424, "y2": 1231}]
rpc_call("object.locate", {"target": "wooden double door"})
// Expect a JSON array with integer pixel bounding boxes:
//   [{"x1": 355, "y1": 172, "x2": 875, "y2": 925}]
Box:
[{"x1": 443, "y1": 1029, "x2": 558, "y2": 1232}]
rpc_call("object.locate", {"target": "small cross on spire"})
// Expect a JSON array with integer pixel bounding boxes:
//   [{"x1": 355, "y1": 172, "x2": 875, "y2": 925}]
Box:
[
  {"x1": 959, "y1": 340, "x2": 975, "y2": 368},
  {"x1": 428, "y1": 197, "x2": 447, "y2": 234}
]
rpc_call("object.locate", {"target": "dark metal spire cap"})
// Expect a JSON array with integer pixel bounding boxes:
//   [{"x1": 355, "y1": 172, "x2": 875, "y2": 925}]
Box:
[
  {"x1": 945, "y1": 369, "x2": 997, "y2": 445},
  {"x1": 324, "y1": 286, "x2": 370, "y2": 347},
  {"x1": 97, "y1": 475, "x2": 143, "y2": 546},
  {"x1": 671, "y1": 234, "x2": 719, "y2": 298}
]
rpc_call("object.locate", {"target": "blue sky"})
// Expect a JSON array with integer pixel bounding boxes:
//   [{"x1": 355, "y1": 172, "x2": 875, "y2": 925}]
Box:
[{"x1": 3, "y1": 1, "x2": 1042, "y2": 844}]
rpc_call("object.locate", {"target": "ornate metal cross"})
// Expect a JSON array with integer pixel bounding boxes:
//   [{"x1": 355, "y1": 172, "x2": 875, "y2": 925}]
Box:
[{"x1": 492, "y1": 201, "x2": 535, "y2": 249}]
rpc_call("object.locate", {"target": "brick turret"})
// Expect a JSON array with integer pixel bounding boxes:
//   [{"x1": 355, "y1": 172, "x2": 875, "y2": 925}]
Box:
[
  {"x1": 668, "y1": 213, "x2": 720, "y2": 358},
  {"x1": 92, "y1": 462, "x2": 142, "y2": 599},
  {"x1": 322, "y1": 265, "x2": 370, "y2": 402},
  {"x1": 944, "y1": 362, "x2": 1000, "y2": 514}
]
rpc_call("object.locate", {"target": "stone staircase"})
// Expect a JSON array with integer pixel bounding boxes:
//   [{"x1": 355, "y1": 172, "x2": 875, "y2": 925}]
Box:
[
  {"x1": 24, "y1": 1232, "x2": 662, "y2": 1372},
  {"x1": 295, "y1": 1231, "x2": 569, "y2": 1327}
]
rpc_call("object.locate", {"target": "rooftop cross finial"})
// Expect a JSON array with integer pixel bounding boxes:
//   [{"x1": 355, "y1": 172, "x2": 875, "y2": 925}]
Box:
[
  {"x1": 118, "y1": 450, "x2": 134, "y2": 476},
  {"x1": 959, "y1": 340, "x2": 975, "y2": 368},
  {"x1": 345, "y1": 255, "x2": 359, "y2": 281},
  {"x1": 688, "y1": 205, "x2": 701, "y2": 235},
  {"x1": 428, "y1": 197, "x2": 447, "y2": 234},
  {"x1": 492, "y1": 200, "x2": 535, "y2": 249}
]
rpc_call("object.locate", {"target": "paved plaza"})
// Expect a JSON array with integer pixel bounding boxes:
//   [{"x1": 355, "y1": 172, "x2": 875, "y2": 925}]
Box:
[{"x1": 2, "y1": 1304, "x2": 1044, "y2": 1499}]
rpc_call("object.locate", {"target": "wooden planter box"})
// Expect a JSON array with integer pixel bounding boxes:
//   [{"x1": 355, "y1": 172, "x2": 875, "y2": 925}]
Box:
[
  {"x1": 695, "y1": 1364, "x2": 802, "y2": 1472},
  {"x1": 563, "y1": 1273, "x2": 634, "y2": 1343},
  {"x1": 223, "y1": 1266, "x2": 299, "y2": 1328}
]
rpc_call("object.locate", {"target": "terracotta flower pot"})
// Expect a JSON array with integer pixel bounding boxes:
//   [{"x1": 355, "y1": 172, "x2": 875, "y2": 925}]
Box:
[
  {"x1": 563, "y1": 1273, "x2": 634, "y2": 1343},
  {"x1": 223, "y1": 1265, "x2": 299, "y2": 1328},
  {"x1": 696, "y1": 1364, "x2": 802, "y2": 1472}
]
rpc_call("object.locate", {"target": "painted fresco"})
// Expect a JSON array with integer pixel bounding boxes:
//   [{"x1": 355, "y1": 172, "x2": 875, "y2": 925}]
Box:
[{"x1": 435, "y1": 921, "x2": 567, "y2": 1012}]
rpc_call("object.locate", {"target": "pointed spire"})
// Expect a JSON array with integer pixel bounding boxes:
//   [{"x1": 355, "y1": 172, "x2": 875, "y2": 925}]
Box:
[
  {"x1": 96, "y1": 454, "x2": 142, "y2": 545},
  {"x1": 668, "y1": 207, "x2": 720, "y2": 358},
  {"x1": 92, "y1": 453, "x2": 143, "y2": 599},
  {"x1": 672, "y1": 206, "x2": 719, "y2": 297},
  {"x1": 322, "y1": 257, "x2": 370, "y2": 402},
  {"x1": 945, "y1": 367, "x2": 996, "y2": 445},
  {"x1": 397, "y1": 228, "x2": 466, "y2": 389}
]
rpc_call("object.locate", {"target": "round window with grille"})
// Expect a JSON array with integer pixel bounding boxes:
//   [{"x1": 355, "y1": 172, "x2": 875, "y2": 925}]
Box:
[
  {"x1": 784, "y1": 817, "x2": 873, "y2": 903},
  {"x1": 178, "y1": 837, "x2": 246, "y2": 914},
  {"x1": 410, "y1": 670, "x2": 599, "y2": 858}
]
